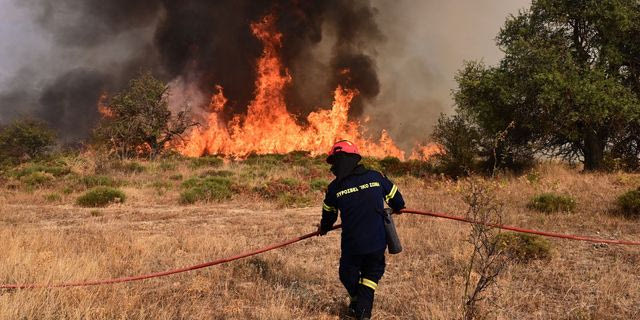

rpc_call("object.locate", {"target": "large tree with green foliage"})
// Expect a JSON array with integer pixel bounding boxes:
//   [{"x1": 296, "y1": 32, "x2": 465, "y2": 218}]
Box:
[
  {"x1": 94, "y1": 72, "x2": 196, "y2": 158},
  {"x1": 450, "y1": 0, "x2": 640, "y2": 171}
]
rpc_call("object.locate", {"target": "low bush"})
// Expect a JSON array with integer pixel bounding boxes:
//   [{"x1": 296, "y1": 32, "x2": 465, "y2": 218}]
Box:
[
  {"x1": 76, "y1": 187, "x2": 126, "y2": 207},
  {"x1": 12, "y1": 163, "x2": 71, "y2": 178},
  {"x1": 616, "y1": 188, "x2": 640, "y2": 217},
  {"x1": 189, "y1": 156, "x2": 223, "y2": 169},
  {"x1": 169, "y1": 174, "x2": 183, "y2": 181},
  {"x1": 527, "y1": 193, "x2": 576, "y2": 213},
  {"x1": 495, "y1": 233, "x2": 551, "y2": 262},
  {"x1": 20, "y1": 171, "x2": 54, "y2": 187},
  {"x1": 0, "y1": 119, "x2": 56, "y2": 164},
  {"x1": 179, "y1": 177, "x2": 232, "y2": 204}
]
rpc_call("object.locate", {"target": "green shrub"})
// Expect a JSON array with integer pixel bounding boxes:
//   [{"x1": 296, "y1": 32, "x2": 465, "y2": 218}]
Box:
[
  {"x1": 0, "y1": 119, "x2": 56, "y2": 164},
  {"x1": 189, "y1": 156, "x2": 223, "y2": 169},
  {"x1": 169, "y1": 174, "x2": 183, "y2": 181},
  {"x1": 495, "y1": 233, "x2": 551, "y2": 262},
  {"x1": 179, "y1": 177, "x2": 232, "y2": 204},
  {"x1": 616, "y1": 188, "x2": 640, "y2": 217},
  {"x1": 44, "y1": 193, "x2": 62, "y2": 203},
  {"x1": 20, "y1": 171, "x2": 54, "y2": 187},
  {"x1": 12, "y1": 164, "x2": 70, "y2": 178},
  {"x1": 527, "y1": 193, "x2": 576, "y2": 213},
  {"x1": 310, "y1": 178, "x2": 330, "y2": 191},
  {"x1": 76, "y1": 187, "x2": 126, "y2": 207}
]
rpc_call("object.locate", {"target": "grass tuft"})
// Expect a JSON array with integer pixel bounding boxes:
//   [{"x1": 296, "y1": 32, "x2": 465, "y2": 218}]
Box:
[
  {"x1": 527, "y1": 193, "x2": 576, "y2": 213},
  {"x1": 78, "y1": 175, "x2": 122, "y2": 188},
  {"x1": 44, "y1": 193, "x2": 62, "y2": 203},
  {"x1": 76, "y1": 187, "x2": 126, "y2": 207}
]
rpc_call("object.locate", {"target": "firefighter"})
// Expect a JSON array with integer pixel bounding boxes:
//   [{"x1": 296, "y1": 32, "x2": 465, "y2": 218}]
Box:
[{"x1": 318, "y1": 140, "x2": 406, "y2": 320}]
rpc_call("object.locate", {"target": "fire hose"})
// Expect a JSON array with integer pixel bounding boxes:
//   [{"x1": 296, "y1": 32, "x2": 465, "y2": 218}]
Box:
[{"x1": 1, "y1": 208, "x2": 639, "y2": 290}]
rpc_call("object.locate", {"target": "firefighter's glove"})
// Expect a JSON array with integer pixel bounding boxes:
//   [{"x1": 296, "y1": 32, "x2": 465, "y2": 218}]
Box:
[{"x1": 384, "y1": 208, "x2": 396, "y2": 216}]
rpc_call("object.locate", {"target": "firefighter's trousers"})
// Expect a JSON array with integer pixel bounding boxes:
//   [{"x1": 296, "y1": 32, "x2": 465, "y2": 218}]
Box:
[{"x1": 339, "y1": 249, "x2": 386, "y2": 319}]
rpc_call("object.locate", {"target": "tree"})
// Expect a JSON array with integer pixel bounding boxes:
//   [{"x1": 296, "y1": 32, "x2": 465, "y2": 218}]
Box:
[
  {"x1": 0, "y1": 119, "x2": 56, "y2": 164},
  {"x1": 453, "y1": 0, "x2": 640, "y2": 171},
  {"x1": 94, "y1": 72, "x2": 197, "y2": 158}
]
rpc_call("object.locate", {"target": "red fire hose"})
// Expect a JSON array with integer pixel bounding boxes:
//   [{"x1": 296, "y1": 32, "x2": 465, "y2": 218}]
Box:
[{"x1": 1, "y1": 208, "x2": 639, "y2": 290}]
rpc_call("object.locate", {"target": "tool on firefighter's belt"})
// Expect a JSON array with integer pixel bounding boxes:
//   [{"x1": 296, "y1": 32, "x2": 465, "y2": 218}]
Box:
[{"x1": 383, "y1": 208, "x2": 402, "y2": 254}]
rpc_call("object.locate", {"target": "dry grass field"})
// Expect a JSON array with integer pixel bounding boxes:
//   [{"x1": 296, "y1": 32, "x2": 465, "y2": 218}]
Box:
[{"x1": 1, "y1": 154, "x2": 640, "y2": 319}]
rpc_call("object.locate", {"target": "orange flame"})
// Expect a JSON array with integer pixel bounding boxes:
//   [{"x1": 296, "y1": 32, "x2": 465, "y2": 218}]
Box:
[
  {"x1": 178, "y1": 14, "x2": 420, "y2": 160},
  {"x1": 97, "y1": 92, "x2": 114, "y2": 118}
]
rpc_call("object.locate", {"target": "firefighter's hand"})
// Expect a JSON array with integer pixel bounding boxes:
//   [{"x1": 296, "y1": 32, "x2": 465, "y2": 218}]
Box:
[
  {"x1": 317, "y1": 224, "x2": 329, "y2": 236},
  {"x1": 384, "y1": 208, "x2": 395, "y2": 215}
]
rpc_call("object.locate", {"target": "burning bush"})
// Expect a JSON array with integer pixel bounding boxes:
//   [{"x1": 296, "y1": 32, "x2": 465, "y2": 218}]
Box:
[
  {"x1": 527, "y1": 193, "x2": 576, "y2": 213},
  {"x1": 76, "y1": 187, "x2": 126, "y2": 207}
]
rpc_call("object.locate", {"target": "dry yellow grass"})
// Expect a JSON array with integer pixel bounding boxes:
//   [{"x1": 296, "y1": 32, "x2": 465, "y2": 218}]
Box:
[{"x1": 1, "y1": 159, "x2": 640, "y2": 319}]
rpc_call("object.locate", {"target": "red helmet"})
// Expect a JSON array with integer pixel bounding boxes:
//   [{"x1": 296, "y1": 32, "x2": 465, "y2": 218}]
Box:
[{"x1": 326, "y1": 140, "x2": 361, "y2": 164}]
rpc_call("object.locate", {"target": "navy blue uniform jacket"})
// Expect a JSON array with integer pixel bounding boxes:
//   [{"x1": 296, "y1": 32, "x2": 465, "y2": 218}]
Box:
[{"x1": 321, "y1": 169, "x2": 405, "y2": 255}]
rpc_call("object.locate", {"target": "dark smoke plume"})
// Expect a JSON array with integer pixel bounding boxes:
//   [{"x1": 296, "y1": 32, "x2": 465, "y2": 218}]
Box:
[{"x1": 1, "y1": 0, "x2": 383, "y2": 142}]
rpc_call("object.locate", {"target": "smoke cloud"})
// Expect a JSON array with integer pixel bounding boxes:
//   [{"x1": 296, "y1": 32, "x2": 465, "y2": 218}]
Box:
[{"x1": 0, "y1": 0, "x2": 529, "y2": 148}]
